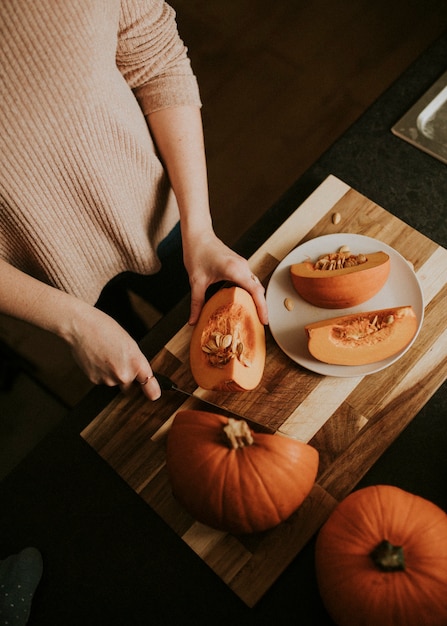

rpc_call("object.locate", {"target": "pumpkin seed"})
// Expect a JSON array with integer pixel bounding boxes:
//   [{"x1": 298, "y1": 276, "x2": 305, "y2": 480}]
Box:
[
  {"x1": 284, "y1": 297, "x2": 294, "y2": 311},
  {"x1": 239, "y1": 356, "x2": 252, "y2": 368},
  {"x1": 204, "y1": 339, "x2": 218, "y2": 352},
  {"x1": 213, "y1": 332, "x2": 223, "y2": 347},
  {"x1": 332, "y1": 211, "x2": 341, "y2": 224},
  {"x1": 221, "y1": 334, "x2": 233, "y2": 349}
]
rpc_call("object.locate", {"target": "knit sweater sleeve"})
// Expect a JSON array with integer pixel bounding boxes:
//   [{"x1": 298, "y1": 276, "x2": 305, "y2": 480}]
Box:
[{"x1": 116, "y1": 0, "x2": 202, "y2": 115}]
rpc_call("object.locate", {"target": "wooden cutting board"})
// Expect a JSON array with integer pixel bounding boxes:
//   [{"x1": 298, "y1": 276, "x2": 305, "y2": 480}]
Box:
[{"x1": 82, "y1": 175, "x2": 447, "y2": 607}]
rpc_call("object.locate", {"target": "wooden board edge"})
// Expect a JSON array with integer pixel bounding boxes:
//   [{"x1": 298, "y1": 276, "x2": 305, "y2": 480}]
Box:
[
  {"x1": 249, "y1": 174, "x2": 350, "y2": 271},
  {"x1": 227, "y1": 483, "x2": 338, "y2": 607}
]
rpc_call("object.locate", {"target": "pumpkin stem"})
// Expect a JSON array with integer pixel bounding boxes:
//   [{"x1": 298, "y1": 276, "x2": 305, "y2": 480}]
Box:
[
  {"x1": 223, "y1": 418, "x2": 254, "y2": 449},
  {"x1": 370, "y1": 540, "x2": 405, "y2": 572}
]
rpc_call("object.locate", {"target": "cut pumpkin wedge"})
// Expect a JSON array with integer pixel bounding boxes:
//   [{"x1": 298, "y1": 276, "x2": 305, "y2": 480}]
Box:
[
  {"x1": 290, "y1": 251, "x2": 390, "y2": 308},
  {"x1": 190, "y1": 286, "x2": 266, "y2": 391},
  {"x1": 305, "y1": 306, "x2": 418, "y2": 365}
]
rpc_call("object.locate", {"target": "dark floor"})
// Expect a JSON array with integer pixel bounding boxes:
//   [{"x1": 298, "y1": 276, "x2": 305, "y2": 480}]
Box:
[
  {"x1": 0, "y1": 371, "x2": 67, "y2": 479},
  {"x1": 1, "y1": 0, "x2": 446, "y2": 481}
]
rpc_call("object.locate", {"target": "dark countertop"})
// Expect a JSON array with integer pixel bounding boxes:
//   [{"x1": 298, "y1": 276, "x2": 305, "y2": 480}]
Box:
[{"x1": 1, "y1": 32, "x2": 446, "y2": 626}]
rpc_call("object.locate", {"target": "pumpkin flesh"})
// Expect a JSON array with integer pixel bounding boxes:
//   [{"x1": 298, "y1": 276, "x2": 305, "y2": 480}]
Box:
[
  {"x1": 305, "y1": 305, "x2": 418, "y2": 365},
  {"x1": 166, "y1": 410, "x2": 319, "y2": 534},
  {"x1": 315, "y1": 485, "x2": 447, "y2": 626},
  {"x1": 290, "y1": 250, "x2": 390, "y2": 308},
  {"x1": 190, "y1": 286, "x2": 266, "y2": 391}
]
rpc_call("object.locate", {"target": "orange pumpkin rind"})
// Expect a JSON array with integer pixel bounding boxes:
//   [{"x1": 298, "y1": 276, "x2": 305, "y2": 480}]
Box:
[
  {"x1": 190, "y1": 286, "x2": 266, "y2": 391},
  {"x1": 305, "y1": 305, "x2": 418, "y2": 365},
  {"x1": 315, "y1": 485, "x2": 447, "y2": 626},
  {"x1": 166, "y1": 410, "x2": 319, "y2": 535},
  {"x1": 290, "y1": 250, "x2": 390, "y2": 308}
]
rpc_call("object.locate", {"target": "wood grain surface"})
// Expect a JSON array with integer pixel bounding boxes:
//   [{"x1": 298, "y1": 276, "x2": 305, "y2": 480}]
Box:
[{"x1": 82, "y1": 175, "x2": 447, "y2": 607}]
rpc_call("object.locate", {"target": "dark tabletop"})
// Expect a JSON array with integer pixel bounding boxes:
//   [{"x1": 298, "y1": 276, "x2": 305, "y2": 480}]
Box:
[{"x1": 1, "y1": 32, "x2": 446, "y2": 626}]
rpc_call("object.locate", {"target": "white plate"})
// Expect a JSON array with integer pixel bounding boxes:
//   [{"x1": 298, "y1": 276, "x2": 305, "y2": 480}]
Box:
[{"x1": 265, "y1": 234, "x2": 424, "y2": 377}]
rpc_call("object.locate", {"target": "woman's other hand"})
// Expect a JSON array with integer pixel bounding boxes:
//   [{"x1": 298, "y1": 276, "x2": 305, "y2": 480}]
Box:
[
  {"x1": 182, "y1": 230, "x2": 269, "y2": 327},
  {"x1": 146, "y1": 106, "x2": 268, "y2": 327}
]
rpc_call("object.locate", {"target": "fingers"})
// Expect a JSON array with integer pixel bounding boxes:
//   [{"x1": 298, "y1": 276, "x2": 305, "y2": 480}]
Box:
[
  {"x1": 112, "y1": 340, "x2": 161, "y2": 400},
  {"x1": 188, "y1": 281, "x2": 206, "y2": 326},
  {"x1": 134, "y1": 372, "x2": 161, "y2": 401},
  {"x1": 239, "y1": 272, "x2": 269, "y2": 325},
  {"x1": 120, "y1": 373, "x2": 161, "y2": 400},
  {"x1": 221, "y1": 255, "x2": 269, "y2": 325},
  {"x1": 249, "y1": 273, "x2": 269, "y2": 325},
  {"x1": 188, "y1": 272, "x2": 269, "y2": 327}
]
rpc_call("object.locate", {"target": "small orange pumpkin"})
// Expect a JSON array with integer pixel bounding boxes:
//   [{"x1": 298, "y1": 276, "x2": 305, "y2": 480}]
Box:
[
  {"x1": 190, "y1": 286, "x2": 265, "y2": 391},
  {"x1": 305, "y1": 305, "x2": 417, "y2": 365},
  {"x1": 315, "y1": 485, "x2": 447, "y2": 626},
  {"x1": 290, "y1": 250, "x2": 390, "y2": 308},
  {"x1": 166, "y1": 410, "x2": 319, "y2": 534}
]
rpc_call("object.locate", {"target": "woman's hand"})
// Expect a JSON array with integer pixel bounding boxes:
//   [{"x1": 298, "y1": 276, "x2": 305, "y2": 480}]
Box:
[
  {"x1": 0, "y1": 259, "x2": 161, "y2": 400},
  {"x1": 66, "y1": 304, "x2": 162, "y2": 400},
  {"x1": 182, "y1": 230, "x2": 269, "y2": 327}
]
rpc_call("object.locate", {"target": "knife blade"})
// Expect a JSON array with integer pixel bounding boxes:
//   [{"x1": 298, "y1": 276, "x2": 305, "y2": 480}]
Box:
[{"x1": 154, "y1": 372, "x2": 282, "y2": 436}]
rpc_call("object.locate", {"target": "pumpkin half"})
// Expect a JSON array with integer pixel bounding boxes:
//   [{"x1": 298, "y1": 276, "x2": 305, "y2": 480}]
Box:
[
  {"x1": 315, "y1": 485, "x2": 447, "y2": 626},
  {"x1": 190, "y1": 286, "x2": 265, "y2": 391},
  {"x1": 166, "y1": 410, "x2": 319, "y2": 534},
  {"x1": 290, "y1": 250, "x2": 390, "y2": 308},
  {"x1": 305, "y1": 305, "x2": 418, "y2": 365}
]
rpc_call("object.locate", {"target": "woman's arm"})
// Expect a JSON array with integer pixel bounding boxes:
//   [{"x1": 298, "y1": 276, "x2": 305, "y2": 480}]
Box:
[
  {"x1": 0, "y1": 259, "x2": 161, "y2": 399},
  {"x1": 117, "y1": 3, "x2": 266, "y2": 322},
  {"x1": 146, "y1": 105, "x2": 269, "y2": 326}
]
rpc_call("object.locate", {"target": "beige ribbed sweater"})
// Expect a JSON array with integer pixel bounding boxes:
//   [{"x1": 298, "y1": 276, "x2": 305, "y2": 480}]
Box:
[{"x1": 0, "y1": 0, "x2": 201, "y2": 304}]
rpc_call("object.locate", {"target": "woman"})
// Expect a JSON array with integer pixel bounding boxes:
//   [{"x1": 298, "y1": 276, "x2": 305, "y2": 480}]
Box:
[{"x1": 0, "y1": 0, "x2": 268, "y2": 401}]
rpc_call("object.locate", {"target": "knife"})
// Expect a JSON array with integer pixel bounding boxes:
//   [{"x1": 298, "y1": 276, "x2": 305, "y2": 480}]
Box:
[{"x1": 154, "y1": 372, "x2": 283, "y2": 437}]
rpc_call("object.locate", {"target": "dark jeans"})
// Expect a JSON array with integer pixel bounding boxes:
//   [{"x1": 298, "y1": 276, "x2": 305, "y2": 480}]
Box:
[{"x1": 96, "y1": 223, "x2": 190, "y2": 338}]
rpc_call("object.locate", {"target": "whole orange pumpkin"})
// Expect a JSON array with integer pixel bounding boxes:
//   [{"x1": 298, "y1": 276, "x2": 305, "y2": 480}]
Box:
[
  {"x1": 315, "y1": 485, "x2": 447, "y2": 626},
  {"x1": 166, "y1": 410, "x2": 319, "y2": 534}
]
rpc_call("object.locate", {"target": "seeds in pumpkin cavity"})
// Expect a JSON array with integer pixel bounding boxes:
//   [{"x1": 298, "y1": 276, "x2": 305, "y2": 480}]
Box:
[
  {"x1": 284, "y1": 297, "x2": 294, "y2": 311},
  {"x1": 314, "y1": 249, "x2": 368, "y2": 271},
  {"x1": 201, "y1": 331, "x2": 251, "y2": 368},
  {"x1": 331, "y1": 311, "x2": 396, "y2": 345},
  {"x1": 332, "y1": 212, "x2": 341, "y2": 224}
]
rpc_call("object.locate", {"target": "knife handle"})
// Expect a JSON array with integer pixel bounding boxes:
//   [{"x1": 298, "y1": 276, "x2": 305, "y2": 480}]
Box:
[{"x1": 153, "y1": 372, "x2": 175, "y2": 391}]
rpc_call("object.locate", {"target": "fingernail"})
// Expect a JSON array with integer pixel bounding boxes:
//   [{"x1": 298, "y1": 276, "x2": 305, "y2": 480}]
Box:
[{"x1": 149, "y1": 379, "x2": 162, "y2": 400}]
